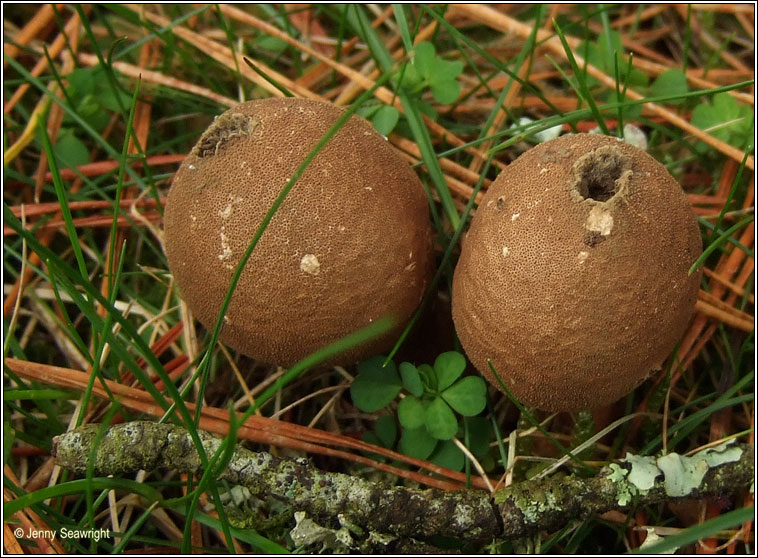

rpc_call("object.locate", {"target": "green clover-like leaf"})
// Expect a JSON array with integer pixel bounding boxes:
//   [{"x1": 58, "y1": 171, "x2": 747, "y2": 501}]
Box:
[
  {"x1": 399, "y1": 362, "x2": 424, "y2": 397},
  {"x1": 412, "y1": 41, "x2": 436, "y2": 80},
  {"x1": 650, "y1": 68, "x2": 688, "y2": 105},
  {"x1": 433, "y1": 351, "x2": 466, "y2": 391},
  {"x1": 430, "y1": 79, "x2": 460, "y2": 105},
  {"x1": 429, "y1": 57, "x2": 463, "y2": 84},
  {"x1": 50, "y1": 129, "x2": 90, "y2": 169},
  {"x1": 424, "y1": 396, "x2": 458, "y2": 440},
  {"x1": 371, "y1": 105, "x2": 400, "y2": 136},
  {"x1": 398, "y1": 426, "x2": 437, "y2": 460},
  {"x1": 374, "y1": 415, "x2": 397, "y2": 449},
  {"x1": 397, "y1": 395, "x2": 425, "y2": 430},
  {"x1": 442, "y1": 376, "x2": 487, "y2": 417},
  {"x1": 692, "y1": 93, "x2": 739, "y2": 142},
  {"x1": 417, "y1": 363, "x2": 437, "y2": 392},
  {"x1": 465, "y1": 416, "x2": 493, "y2": 459},
  {"x1": 691, "y1": 92, "x2": 753, "y2": 153},
  {"x1": 429, "y1": 439, "x2": 464, "y2": 471},
  {"x1": 350, "y1": 355, "x2": 402, "y2": 413}
]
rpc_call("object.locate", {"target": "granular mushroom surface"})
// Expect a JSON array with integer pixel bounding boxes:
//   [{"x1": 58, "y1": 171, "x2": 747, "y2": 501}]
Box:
[
  {"x1": 452, "y1": 133, "x2": 702, "y2": 411},
  {"x1": 164, "y1": 98, "x2": 432, "y2": 366}
]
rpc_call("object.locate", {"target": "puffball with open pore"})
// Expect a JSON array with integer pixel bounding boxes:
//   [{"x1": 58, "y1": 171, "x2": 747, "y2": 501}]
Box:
[
  {"x1": 164, "y1": 98, "x2": 432, "y2": 367},
  {"x1": 452, "y1": 133, "x2": 702, "y2": 412}
]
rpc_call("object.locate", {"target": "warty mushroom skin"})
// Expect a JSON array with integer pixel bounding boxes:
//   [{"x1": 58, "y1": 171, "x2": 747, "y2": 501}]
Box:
[
  {"x1": 164, "y1": 98, "x2": 433, "y2": 367},
  {"x1": 452, "y1": 133, "x2": 702, "y2": 412}
]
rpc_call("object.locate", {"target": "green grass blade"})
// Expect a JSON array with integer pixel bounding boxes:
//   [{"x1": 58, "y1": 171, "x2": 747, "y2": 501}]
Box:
[
  {"x1": 111, "y1": 501, "x2": 159, "y2": 554},
  {"x1": 392, "y1": 4, "x2": 415, "y2": 53},
  {"x1": 347, "y1": 4, "x2": 460, "y2": 229},
  {"x1": 3, "y1": 55, "x2": 148, "y2": 191},
  {"x1": 107, "y1": 77, "x2": 141, "y2": 297},
  {"x1": 640, "y1": 370, "x2": 754, "y2": 455},
  {"x1": 487, "y1": 360, "x2": 596, "y2": 473},
  {"x1": 3, "y1": 389, "x2": 78, "y2": 400},
  {"x1": 40, "y1": 270, "x2": 94, "y2": 365},
  {"x1": 3, "y1": 477, "x2": 162, "y2": 519},
  {"x1": 421, "y1": 6, "x2": 567, "y2": 120},
  {"x1": 709, "y1": 150, "x2": 751, "y2": 245},
  {"x1": 3, "y1": 207, "x2": 213, "y2": 466},
  {"x1": 690, "y1": 215, "x2": 754, "y2": 275},
  {"x1": 552, "y1": 18, "x2": 610, "y2": 135},
  {"x1": 242, "y1": 56, "x2": 294, "y2": 97},
  {"x1": 185, "y1": 510, "x2": 290, "y2": 554},
  {"x1": 37, "y1": 121, "x2": 89, "y2": 283},
  {"x1": 181, "y1": 406, "x2": 239, "y2": 552},
  {"x1": 628, "y1": 506, "x2": 754, "y2": 554},
  {"x1": 246, "y1": 316, "x2": 395, "y2": 418},
  {"x1": 696, "y1": 217, "x2": 754, "y2": 257}
]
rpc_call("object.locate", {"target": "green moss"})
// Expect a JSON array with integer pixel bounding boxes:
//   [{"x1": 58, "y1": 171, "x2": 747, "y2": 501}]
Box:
[{"x1": 497, "y1": 476, "x2": 567, "y2": 525}]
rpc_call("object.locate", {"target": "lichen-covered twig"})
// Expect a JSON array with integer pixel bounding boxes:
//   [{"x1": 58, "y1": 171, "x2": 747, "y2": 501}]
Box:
[
  {"x1": 51, "y1": 422, "x2": 499, "y2": 543},
  {"x1": 496, "y1": 444, "x2": 753, "y2": 538},
  {"x1": 52, "y1": 422, "x2": 753, "y2": 545}
]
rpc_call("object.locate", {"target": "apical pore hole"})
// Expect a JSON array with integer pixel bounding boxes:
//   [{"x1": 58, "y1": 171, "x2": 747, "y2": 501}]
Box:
[{"x1": 572, "y1": 147, "x2": 631, "y2": 202}]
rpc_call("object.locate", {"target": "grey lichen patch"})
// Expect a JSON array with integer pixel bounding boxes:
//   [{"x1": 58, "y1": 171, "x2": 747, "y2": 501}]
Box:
[
  {"x1": 697, "y1": 441, "x2": 744, "y2": 467},
  {"x1": 617, "y1": 442, "x2": 745, "y2": 500},
  {"x1": 606, "y1": 463, "x2": 636, "y2": 506},
  {"x1": 656, "y1": 453, "x2": 709, "y2": 498},
  {"x1": 625, "y1": 453, "x2": 660, "y2": 492},
  {"x1": 289, "y1": 511, "x2": 354, "y2": 553},
  {"x1": 192, "y1": 113, "x2": 258, "y2": 158}
]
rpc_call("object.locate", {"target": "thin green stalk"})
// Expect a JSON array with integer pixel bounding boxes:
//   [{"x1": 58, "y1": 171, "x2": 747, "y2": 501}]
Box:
[
  {"x1": 242, "y1": 56, "x2": 294, "y2": 97},
  {"x1": 697, "y1": 216, "x2": 754, "y2": 257},
  {"x1": 392, "y1": 4, "x2": 414, "y2": 53},
  {"x1": 709, "y1": 150, "x2": 751, "y2": 245},
  {"x1": 689, "y1": 215, "x2": 755, "y2": 274},
  {"x1": 43, "y1": 267, "x2": 93, "y2": 365},
  {"x1": 421, "y1": 5, "x2": 567, "y2": 120},
  {"x1": 629, "y1": 506, "x2": 754, "y2": 554},
  {"x1": 72, "y1": 241, "x2": 127, "y2": 422},
  {"x1": 553, "y1": 18, "x2": 611, "y2": 135},
  {"x1": 3, "y1": 477, "x2": 162, "y2": 519},
  {"x1": 384, "y1": 157, "x2": 492, "y2": 363},
  {"x1": 487, "y1": 360, "x2": 596, "y2": 474},
  {"x1": 112, "y1": 501, "x2": 159, "y2": 554},
  {"x1": 181, "y1": 406, "x2": 239, "y2": 553},
  {"x1": 108, "y1": 77, "x2": 141, "y2": 302},
  {"x1": 682, "y1": 5, "x2": 692, "y2": 73},
  {"x1": 37, "y1": 121, "x2": 88, "y2": 284},
  {"x1": 347, "y1": 4, "x2": 460, "y2": 229},
  {"x1": 4, "y1": 55, "x2": 148, "y2": 191}
]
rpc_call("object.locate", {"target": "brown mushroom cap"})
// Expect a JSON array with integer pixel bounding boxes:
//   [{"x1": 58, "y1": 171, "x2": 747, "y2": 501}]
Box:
[
  {"x1": 164, "y1": 98, "x2": 432, "y2": 366},
  {"x1": 452, "y1": 133, "x2": 702, "y2": 411}
]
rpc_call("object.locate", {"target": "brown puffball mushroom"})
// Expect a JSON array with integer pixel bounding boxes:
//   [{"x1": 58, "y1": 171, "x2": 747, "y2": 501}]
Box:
[
  {"x1": 452, "y1": 133, "x2": 702, "y2": 412},
  {"x1": 164, "y1": 97, "x2": 432, "y2": 367}
]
